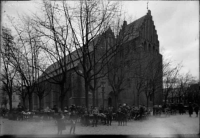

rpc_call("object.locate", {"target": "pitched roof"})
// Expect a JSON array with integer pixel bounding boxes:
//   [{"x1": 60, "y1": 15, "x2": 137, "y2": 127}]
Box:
[
  {"x1": 42, "y1": 48, "x2": 82, "y2": 75},
  {"x1": 126, "y1": 15, "x2": 146, "y2": 32},
  {"x1": 40, "y1": 13, "x2": 149, "y2": 79},
  {"x1": 118, "y1": 14, "x2": 147, "y2": 42}
]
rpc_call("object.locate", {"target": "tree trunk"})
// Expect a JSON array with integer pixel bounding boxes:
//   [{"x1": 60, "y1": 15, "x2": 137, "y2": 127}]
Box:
[
  {"x1": 39, "y1": 97, "x2": 42, "y2": 111},
  {"x1": 92, "y1": 88, "x2": 95, "y2": 107},
  {"x1": 8, "y1": 95, "x2": 12, "y2": 112},
  {"x1": 153, "y1": 91, "x2": 155, "y2": 115},
  {"x1": 85, "y1": 81, "x2": 89, "y2": 110},
  {"x1": 28, "y1": 93, "x2": 32, "y2": 111},
  {"x1": 146, "y1": 96, "x2": 149, "y2": 110},
  {"x1": 137, "y1": 93, "x2": 140, "y2": 108}
]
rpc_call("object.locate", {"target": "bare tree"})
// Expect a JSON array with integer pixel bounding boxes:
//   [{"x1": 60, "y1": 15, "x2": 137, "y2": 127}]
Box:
[
  {"x1": 162, "y1": 60, "x2": 180, "y2": 105},
  {"x1": 14, "y1": 78, "x2": 28, "y2": 109},
  {"x1": 1, "y1": 84, "x2": 8, "y2": 108},
  {"x1": 107, "y1": 44, "x2": 129, "y2": 108},
  {"x1": 30, "y1": 0, "x2": 141, "y2": 110},
  {"x1": 30, "y1": 1, "x2": 73, "y2": 110},
  {"x1": 34, "y1": 80, "x2": 49, "y2": 111},
  {"x1": 1, "y1": 27, "x2": 28, "y2": 109},
  {"x1": 176, "y1": 72, "x2": 195, "y2": 104},
  {"x1": 1, "y1": 27, "x2": 18, "y2": 111},
  {"x1": 143, "y1": 52, "x2": 163, "y2": 110},
  {"x1": 187, "y1": 83, "x2": 199, "y2": 104},
  {"x1": 6, "y1": 15, "x2": 43, "y2": 111},
  {"x1": 106, "y1": 16, "x2": 143, "y2": 108},
  {"x1": 61, "y1": 0, "x2": 123, "y2": 109}
]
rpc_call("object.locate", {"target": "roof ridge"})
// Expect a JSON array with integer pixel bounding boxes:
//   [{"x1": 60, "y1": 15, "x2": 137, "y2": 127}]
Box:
[{"x1": 127, "y1": 15, "x2": 146, "y2": 27}]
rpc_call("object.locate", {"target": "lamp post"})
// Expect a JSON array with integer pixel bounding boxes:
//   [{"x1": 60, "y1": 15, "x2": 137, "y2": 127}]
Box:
[{"x1": 101, "y1": 81, "x2": 105, "y2": 111}]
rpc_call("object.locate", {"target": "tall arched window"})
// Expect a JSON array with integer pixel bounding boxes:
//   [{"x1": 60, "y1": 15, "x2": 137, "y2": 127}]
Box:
[{"x1": 149, "y1": 44, "x2": 151, "y2": 52}]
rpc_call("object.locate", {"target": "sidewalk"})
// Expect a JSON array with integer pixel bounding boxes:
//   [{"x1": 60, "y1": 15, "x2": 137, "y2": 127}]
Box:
[{"x1": 0, "y1": 114, "x2": 199, "y2": 136}]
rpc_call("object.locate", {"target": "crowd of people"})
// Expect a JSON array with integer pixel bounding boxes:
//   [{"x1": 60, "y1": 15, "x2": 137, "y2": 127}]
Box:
[
  {"x1": 1, "y1": 102, "x2": 199, "y2": 135},
  {"x1": 39, "y1": 102, "x2": 199, "y2": 135},
  {"x1": 153, "y1": 102, "x2": 199, "y2": 117},
  {"x1": 52, "y1": 103, "x2": 151, "y2": 134}
]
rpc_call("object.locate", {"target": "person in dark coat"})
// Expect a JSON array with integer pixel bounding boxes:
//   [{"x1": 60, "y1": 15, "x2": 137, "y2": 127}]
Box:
[
  {"x1": 70, "y1": 111, "x2": 77, "y2": 134},
  {"x1": 92, "y1": 107, "x2": 99, "y2": 127},
  {"x1": 188, "y1": 103, "x2": 193, "y2": 117},
  {"x1": 56, "y1": 112, "x2": 65, "y2": 135},
  {"x1": 103, "y1": 108, "x2": 108, "y2": 125},
  {"x1": 117, "y1": 108, "x2": 123, "y2": 126},
  {"x1": 84, "y1": 110, "x2": 90, "y2": 126},
  {"x1": 106, "y1": 107, "x2": 113, "y2": 126},
  {"x1": 121, "y1": 107, "x2": 127, "y2": 126},
  {"x1": 194, "y1": 104, "x2": 199, "y2": 117},
  {"x1": 139, "y1": 106, "x2": 145, "y2": 118}
]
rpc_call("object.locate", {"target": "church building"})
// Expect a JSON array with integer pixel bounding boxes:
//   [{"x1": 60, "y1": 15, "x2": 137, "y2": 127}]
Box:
[{"x1": 32, "y1": 10, "x2": 163, "y2": 110}]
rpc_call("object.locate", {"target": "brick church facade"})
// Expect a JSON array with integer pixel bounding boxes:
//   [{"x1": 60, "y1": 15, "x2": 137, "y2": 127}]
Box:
[{"x1": 32, "y1": 10, "x2": 163, "y2": 110}]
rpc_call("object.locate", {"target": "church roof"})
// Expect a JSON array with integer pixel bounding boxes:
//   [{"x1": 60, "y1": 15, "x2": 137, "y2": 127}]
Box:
[
  {"x1": 40, "y1": 11, "x2": 150, "y2": 80},
  {"x1": 118, "y1": 14, "x2": 147, "y2": 42},
  {"x1": 126, "y1": 15, "x2": 146, "y2": 32},
  {"x1": 39, "y1": 33, "x2": 108, "y2": 80}
]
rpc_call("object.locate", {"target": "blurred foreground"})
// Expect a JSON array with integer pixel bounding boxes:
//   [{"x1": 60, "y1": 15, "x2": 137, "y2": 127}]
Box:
[{"x1": 0, "y1": 113, "x2": 199, "y2": 137}]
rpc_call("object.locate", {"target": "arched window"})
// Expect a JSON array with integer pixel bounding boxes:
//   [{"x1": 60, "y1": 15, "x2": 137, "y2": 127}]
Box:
[{"x1": 149, "y1": 44, "x2": 151, "y2": 52}]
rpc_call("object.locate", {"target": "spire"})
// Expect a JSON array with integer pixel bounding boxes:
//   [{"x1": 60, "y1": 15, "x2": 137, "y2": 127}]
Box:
[
  {"x1": 146, "y1": 2, "x2": 151, "y2": 15},
  {"x1": 124, "y1": 11, "x2": 125, "y2": 21}
]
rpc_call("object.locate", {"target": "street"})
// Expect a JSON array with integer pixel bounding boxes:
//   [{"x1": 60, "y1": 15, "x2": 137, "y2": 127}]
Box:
[{"x1": 0, "y1": 113, "x2": 199, "y2": 137}]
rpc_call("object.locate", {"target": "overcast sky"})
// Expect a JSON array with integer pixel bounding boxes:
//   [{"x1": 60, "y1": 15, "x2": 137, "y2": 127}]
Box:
[{"x1": 2, "y1": 1, "x2": 199, "y2": 80}]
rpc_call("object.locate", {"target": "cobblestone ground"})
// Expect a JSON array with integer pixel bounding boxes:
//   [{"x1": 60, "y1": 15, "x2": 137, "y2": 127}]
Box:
[{"x1": 0, "y1": 113, "x2": 199, "y2": 136}]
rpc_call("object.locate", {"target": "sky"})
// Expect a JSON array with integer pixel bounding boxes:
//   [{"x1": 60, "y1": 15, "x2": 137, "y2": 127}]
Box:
[{"x1": 2, "y1": 1, "x2": 199, "y2": 80}]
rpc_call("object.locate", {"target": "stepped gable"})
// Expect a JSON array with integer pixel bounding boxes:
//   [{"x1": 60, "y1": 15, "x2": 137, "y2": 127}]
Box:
[{"x1": 126, "y1": 10, "x2": 152, "y2": 33}]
